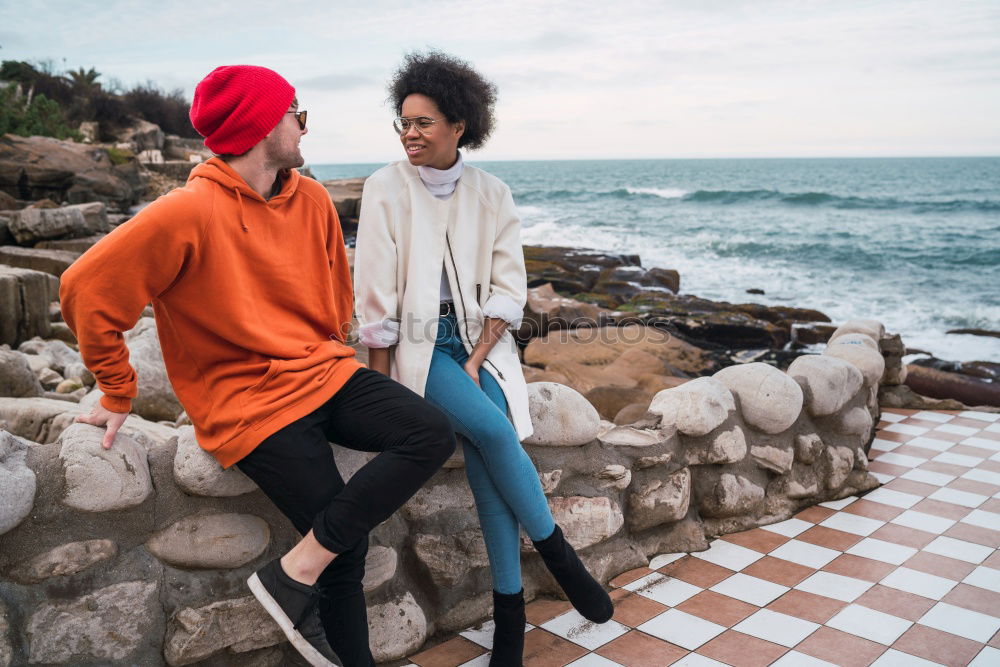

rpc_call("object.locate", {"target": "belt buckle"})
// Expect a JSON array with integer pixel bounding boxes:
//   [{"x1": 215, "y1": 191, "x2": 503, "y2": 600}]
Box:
[{"x1": 441, "y1": 301, "x2": 453, "y2": 317}]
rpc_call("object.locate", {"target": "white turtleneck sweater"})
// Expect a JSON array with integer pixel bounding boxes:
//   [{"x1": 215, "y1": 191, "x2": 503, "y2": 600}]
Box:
[{"x1": 416, "y1": 152, "x2": 464, "y2": 302}]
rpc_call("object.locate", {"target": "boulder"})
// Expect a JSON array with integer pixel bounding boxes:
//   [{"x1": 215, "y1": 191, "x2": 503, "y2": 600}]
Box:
[
  {"x1": 0, "y1": 348, "x2": 43, "y2": 397},
  {"x1": 35, "y1": 233, "x2": 107, "y2": 253},
  {"x1": 824, "y1": 338, "x2": 885, "y2": 386},
  {"x1": 58, "y1": 422, "x2": 153, "y2": 511},
  {"x1": 627, "y1": 468, "x2": 691, "y2": 531},
  {"x1": 368, "y1": 592, "x2": 427, "y2": 663},
  {"x1": 0, "y1": 265, "x2": 56, "y2": 346},
  {"x1": 7, "y1": 539, "x2": 117, "y2": 584},
  {"x1": 549, "y1": 360, "x2": 638, "y2": 395},
  {"x1": 698, "y1": 473, "x2": 765, "y2": 518},
  {"x1": 321, "y1": 177, "x2": 365, "y2": 219},
  {"x1": 836, "y1": 406, "x2": 874, "y2": 438},
  {"x1": 362, "y1": 546, "x2": 397, "y2": 592},
  {"x1": 413, "y1": 530, "x2": 490, "y2": 587},
  {"x1": 36, "y1": 366, "x2": 62, "y2": 389},
  {"x1": 0, "y1": 396, "x2": 85, "y2": 443},
  {"x1": 522, "y1": 382, "x2": 601, "y2": 446},
  {"x1": 173, "y1": 426, "x2": 257, "y2": 497},
  {"x1": 683, "y1": 425, "x2": 748, "y2": 465},
  {"x1": 904, "y1": 364, "x2": 1000, "y2": 408},
  {"x1": 829, "y1": 319, "x2": 884, "y2": 345},
  {"x1": 26, "y1": 581, "x2": 159, "y2": 664},
  {"x1": 519, "y1": 283, "x2": 611, "y2": 336},
  {"x1": 614, "y1": 402, "x2": 653, "y2": 425},
  {"x1": 714, "y1": 362, "x2": 803, "y2": 434},
  {"x1": 585, "y1": 384, "x2": 650, "y2": 420},
  {"x1": 548, "y1": 496, "x2": 624, "y2": 549},
  {"x1": 125, "y1": 318, "x2": 184, "y2": 421},
  {"x1": 118, "y1": 118, "x2": 165, "y2": 151},
  {"x1": 7, "y1": 206, "x2": 89, "y2": 244},
  {"x1": 403, "y1": 480, "x2": 475, "y2": 520},
  {"x1": 0, "y1": 134, "x2": 142, "y2": 209},
  {"x1": 787, "y1": 354, "x2": 864, "y2": 417},
  {"x1": 0, "y1": 245, "x2": 79, "y2": 277},
  {"x1": 146, "y1": 513, "x2": 269, "y2": 570},
  {"x1": 649, "y1": 376, "x2": 735, "y2": 436},
  {"x1": 163, "y1": 595, "x2": 284, "y2": 666},
  {"x1": 0, "y1": 429, "x2": 36, "y2": 535},
  {"x1": 825, "y1": 445, "x2": 855, "y2": 489}
]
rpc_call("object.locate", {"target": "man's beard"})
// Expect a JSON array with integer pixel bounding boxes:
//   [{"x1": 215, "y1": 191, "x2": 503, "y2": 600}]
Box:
[{"x1": 264, "y1": 140, "x2": 304, "y2": 171}]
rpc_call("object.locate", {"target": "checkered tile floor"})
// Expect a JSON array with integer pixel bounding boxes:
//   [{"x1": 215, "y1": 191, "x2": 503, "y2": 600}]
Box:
[{"x1": 404, "y1": 409, "x2": 1000, "y2": 667}]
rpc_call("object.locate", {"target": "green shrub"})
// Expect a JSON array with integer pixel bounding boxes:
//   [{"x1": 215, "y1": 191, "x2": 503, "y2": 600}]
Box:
[
  {"x1": 0, "y1": 85, "x2": 81, "y2": 140},
  {"x1": 105, "y1": 145, "x2": 134, "y2": 165}
]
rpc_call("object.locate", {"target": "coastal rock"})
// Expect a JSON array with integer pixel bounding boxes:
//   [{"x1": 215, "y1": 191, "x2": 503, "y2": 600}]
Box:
[
  {"x1": 0, "y1": 429, "x2": 36, "y2": 535},
  {"x1": 585, "y1": 384, "x2": 651, "y2": 420},
  {"x1": 368, "y1": 592, "x2": 427, "y2": 663},
  {"x1": 794, "y1": 433, "x2": 824, "y2": 465},
  {"x1": 321, "y1": 177, "x2": 365, "y2": 219},
  {"x1": 119, "y1": 118, "x2": 165, "y2": 151},
  {"x1": 173, "y1": 426, "x2": 257, "y2": 497},
  {"x1": 549, "y1": 360, "x2": 638, "y2": 395},
  {"x1": 614, "y1": 402, "x2": 654, "y2": 425},
  {"x1": 26, "y1": 581, "x2": 159, "y2": 664},
  {"x1": 649, "y1": 376, "x2": 735, "y2": 436},
  {"x1": 0, "y1": 245, "x2": 79, "y2": 277},
  {"x1": 714, "y1": 362, "x2": 803, "y2": 434},
  {"x1": 0, "y1": 265, "x2": 56, "y2": 346},
  {"x1": 146, "y1": 513, "x2": 269, "y2": 570},
  {"x1": 548, "y1": 496, "x2": 624, "y2": 549},
  {"x1": 36, "y1": 233, "x2": 107, "y2": 253},
  {"x1": 683, "y1": 425, "x2": 748, "y2": 465},
  {"x1": 0, "y1": 348, "x2": 44, "y2": 397},
  {"x1": 520, "y1": 283, "x2": 611, "y2": 335},
  {"x1": 787, "y1": 354, "x2": 864, "y2": 417},
  {"x1": 823, "y1": 339, "x2": 885, "y2": 387},
  {"x1": 830, "y1": 332, "x2": 879, "y2": 351},
  {"x1": 598, "y1": 425, "x2": 663, "y2": 447},
  {"x1": 126, "y1": 318, "x2": 184, "y2": 421},
  {"x1": 523, "y1": 324, "x2": 712, "y2": 375},
  {"x1": 7, "y1": 206, "x2": 88, "y2": 244},
  {"x1": 904, "y1": 364, "x2": 1000, "y2": 409},
  {"x1": 8, "y1": 539, "x2": 117, "y2": 583},
  {"x1": 58, "y1": 422, "x2": 152, "y2": 511},
  {"x1": 522, "y1": 382, "x2": 600, "y2": 446},
  {"x1": 163, "y1": 595, "x2": 283, "y2": 666},
  {"x1": 0, "y1": 134, "x2": 141, "y2": 208},
  {"x1": 698, "y1": 473, "x2": 765, "y2": 518},
  {"x1": 362, "y1": 546, "x2": 398, "y2": 592},
  {"x1": 0, "y1": 396, "x2": 84, "y2": 443},
  {"x1": 413, "y1": 530, "x2": 490, "y2": 587},
  {"x1": 55, "y1": 377, "x2": 84, "y2": 393},
  {"x1": 18, "y1": 337, "x2": 81, "y2": 375},
  {"x1": 36, "y1": 366, "x2": 62, "y2": 389},
  {"x1": 627, "y1": 468, "x2": 691, "y2": 531}
]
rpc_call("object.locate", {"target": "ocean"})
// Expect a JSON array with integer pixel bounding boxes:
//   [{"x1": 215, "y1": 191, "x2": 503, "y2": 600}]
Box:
[{"x1": 310, "y1": 157, "x2": 1000, "y2": 363}]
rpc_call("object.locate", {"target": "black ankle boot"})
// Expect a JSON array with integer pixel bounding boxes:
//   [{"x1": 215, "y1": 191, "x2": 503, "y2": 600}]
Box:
[
  {"x1": 490, "y1": 589, "x2": 525, "y2": 667},
  {"x1": 532, "y1": 525, "x2": 613, "y2": 623}
]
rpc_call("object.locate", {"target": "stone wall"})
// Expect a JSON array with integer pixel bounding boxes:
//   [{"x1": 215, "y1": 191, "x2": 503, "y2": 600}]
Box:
[{"x1": 0, "y1": 318, "x2": 894, "y2": 665}]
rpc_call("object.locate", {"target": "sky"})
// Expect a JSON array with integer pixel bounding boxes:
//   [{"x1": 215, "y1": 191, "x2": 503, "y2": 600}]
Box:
[{"x1": 1, "y1": 0, "x2": 998, "y2": 163}]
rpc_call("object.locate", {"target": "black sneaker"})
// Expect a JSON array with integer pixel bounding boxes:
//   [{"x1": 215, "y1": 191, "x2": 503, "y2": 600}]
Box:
[{"x1": 247, "y1": 559, "x2": 343, "y2": 667}]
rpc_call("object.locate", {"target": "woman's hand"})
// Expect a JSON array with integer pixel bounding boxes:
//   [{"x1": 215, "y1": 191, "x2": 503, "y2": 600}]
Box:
[{"x1": 463, "y1": 358, "x2": 482, "y2": 387}]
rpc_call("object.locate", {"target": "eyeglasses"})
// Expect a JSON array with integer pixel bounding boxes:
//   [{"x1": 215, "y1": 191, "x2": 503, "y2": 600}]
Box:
[
  {"x1": 393, "y1": 116, "x2": 440, "y2": 136},
  {"x1": 287, "y1": 110, "x2": 307, "y2": 130}
]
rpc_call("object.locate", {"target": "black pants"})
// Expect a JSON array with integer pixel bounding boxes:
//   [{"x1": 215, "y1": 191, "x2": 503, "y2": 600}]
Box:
[{"x1": 237, "y1": 367, "x2": 456, "y2": 666}]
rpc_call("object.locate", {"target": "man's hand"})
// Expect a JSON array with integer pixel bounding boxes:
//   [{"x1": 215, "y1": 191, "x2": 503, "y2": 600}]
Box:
[
  {"x1": 463, "y1": 358, "x2": 482, "y2": 387},
  {"x1": 74, "y1": 404, "x2": 129, "y2": 450}
]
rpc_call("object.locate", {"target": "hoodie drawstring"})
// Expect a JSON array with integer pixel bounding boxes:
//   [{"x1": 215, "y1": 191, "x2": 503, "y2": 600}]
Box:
[{"x1": 234, "y1": 188, "x2": 249, "y2": 232}]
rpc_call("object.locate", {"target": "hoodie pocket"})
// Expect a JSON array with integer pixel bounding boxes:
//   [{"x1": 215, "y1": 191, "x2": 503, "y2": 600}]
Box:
[{"x1": 238, "y1": 359, "x2": 283, "y2": 428}]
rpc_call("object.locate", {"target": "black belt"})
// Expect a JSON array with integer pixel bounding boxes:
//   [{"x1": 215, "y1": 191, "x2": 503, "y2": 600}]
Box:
[{"x1": 439, "y1": 301, "x2": 455, "y2": 317}]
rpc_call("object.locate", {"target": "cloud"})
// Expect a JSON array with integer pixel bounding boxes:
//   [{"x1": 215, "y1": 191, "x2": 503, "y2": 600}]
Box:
[{"x1": 297, "y1": 72, "x2": 378, "y2": 91}]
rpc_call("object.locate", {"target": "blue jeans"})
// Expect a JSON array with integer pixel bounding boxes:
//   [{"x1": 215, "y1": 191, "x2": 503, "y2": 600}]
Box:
[{"x1": 424, "y1": 314, "x2": 555, "y2": 594}]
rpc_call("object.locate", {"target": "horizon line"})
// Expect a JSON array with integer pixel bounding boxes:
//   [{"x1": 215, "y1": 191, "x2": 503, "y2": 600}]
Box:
[{"x1": 307, "y1": 154, "x2": 1000, "y2": 166}]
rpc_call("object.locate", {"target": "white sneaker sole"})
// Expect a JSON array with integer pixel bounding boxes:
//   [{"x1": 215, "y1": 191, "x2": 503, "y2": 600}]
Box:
[{"x1": 247, "y1": 572, "x2": 337, "y2": 667}]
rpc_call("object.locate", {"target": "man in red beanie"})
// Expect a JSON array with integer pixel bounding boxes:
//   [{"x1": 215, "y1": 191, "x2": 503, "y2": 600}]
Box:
[{"x1": 60, "y1": 65, "x2": 456, "y2": 667}]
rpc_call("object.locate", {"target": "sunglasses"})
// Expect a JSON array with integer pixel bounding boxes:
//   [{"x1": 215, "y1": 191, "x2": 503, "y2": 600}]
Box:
[{"x1": 287, "y1": 110, "x2": 307, "y2": 130}]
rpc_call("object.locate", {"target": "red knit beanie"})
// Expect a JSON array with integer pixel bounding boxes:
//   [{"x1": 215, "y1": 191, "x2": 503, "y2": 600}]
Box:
[{"x1": 189, "y1": 65, "x2": 296, "y2": 155}]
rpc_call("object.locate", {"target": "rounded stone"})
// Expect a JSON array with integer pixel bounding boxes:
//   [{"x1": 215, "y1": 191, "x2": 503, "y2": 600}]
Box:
[
  {"x1": 787, "y1": 354, "x2": 865, "y2": 417},
  {"x1": 649, "y1": 376, "x2": 735, "y2": 436},
  {"x1": 125, "y1": 318, "x2": 184, "y2": 422},
  {"x1": 823, "y1": 340, "x2": 886, "y2": 386},
  {"x1": 9, "y1": 539, "x2": 117, "y2": 583},
  {"x1": 146, "y1": 513, "x2": 269, "y2": 570},
  {"x1": 837, "y1": 406, "x2": 874, "y2": 438},
  {"x1": 713, "y1": 362, "x2": 803, "y2": 434},
  {"x1": 830, "y1": 332, "x2": 879, "y2": 351},
  {"x1": 173, "y1": 426, "x2": 257, "y2": 497},
  {"x1": 0, "y1": 429, "x2": 36, "y2": 535},
  {"x1": 368, "y1": 592, "x2": 428, "y2": 663},
  {"x1": 829, "y1": 319, "x2": 884, "y2": 345},
  {"x1": 522, "y1": 382, "x2": 601, "y2": 446},
  {"x1": 58, "y1": 423, "x2": 152, "y2": 511}
]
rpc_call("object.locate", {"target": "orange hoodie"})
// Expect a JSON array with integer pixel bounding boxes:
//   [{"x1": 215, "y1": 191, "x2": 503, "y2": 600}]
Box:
[{"x1": 60, "y1": 158, "x2": 362, "y2": 467}]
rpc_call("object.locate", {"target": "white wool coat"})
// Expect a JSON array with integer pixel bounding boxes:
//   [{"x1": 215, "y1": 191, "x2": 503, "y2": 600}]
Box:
[{"x1": 354, "y1": 160, "x2": 534, "y2": 441}]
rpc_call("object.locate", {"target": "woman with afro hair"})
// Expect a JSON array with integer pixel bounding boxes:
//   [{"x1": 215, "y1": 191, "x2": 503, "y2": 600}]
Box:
[{"x1": 354, "y1": 51, "x2": 612, "y2": 663}]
